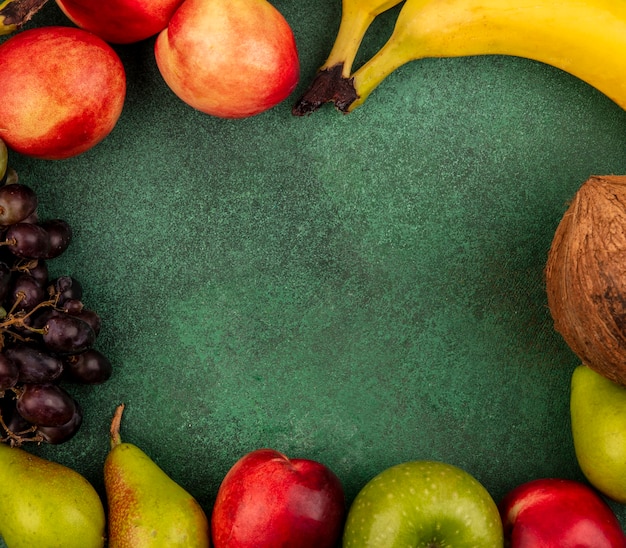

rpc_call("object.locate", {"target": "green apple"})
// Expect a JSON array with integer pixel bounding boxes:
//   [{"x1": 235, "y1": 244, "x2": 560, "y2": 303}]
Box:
[
  {"x1": 342, "y1": 460, "x2": 503, "y2": 547},
  {"x1": 571, "y1": 364, "x2": 626, "y2": 503}
]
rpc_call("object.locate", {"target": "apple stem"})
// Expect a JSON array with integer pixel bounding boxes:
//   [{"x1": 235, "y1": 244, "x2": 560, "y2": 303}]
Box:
[{"x1": 110, "y1": 403, "x2": 125, "y2": 449}]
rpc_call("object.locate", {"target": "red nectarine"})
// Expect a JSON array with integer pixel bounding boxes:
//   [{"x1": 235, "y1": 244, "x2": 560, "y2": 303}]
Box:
[
  {"x1": 56, "y1": 0, "x2": 185, "y2": 44},
  {"x1": 154, "y1": 0, "x2": 300, "y2": 118},
  {"x1": 0, "y1": 26, "x2": 126, "y2": 160}
]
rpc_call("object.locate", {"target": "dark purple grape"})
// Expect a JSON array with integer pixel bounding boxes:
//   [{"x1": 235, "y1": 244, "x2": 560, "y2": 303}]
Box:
[
  {"x1": 28, "y1": 259, "x2": 48, "y2": 287},
  {"x1": 5, "y1": 345, "x2": 63, "y2": 384},
  {"x1": 0, "y1": 261, "x2": 12, "y2": 302},
  {"x1": 70, "y1": 308, "x2": 101, "y2": 336},
  {"x1": 42, "y1": 313, "x2": 95, "y2": 354},
  {"x1": 0, "y1": 398, "x2": 34, "y2": 437},
  {"x1": 63, "y1": 349, "x2": 111, "y2": 384},
  {"x1": 5, "y1": 223, "x2": 50, "y2": 259},
  {"x1": 0, "y1": 184, "x2": 38, "y2": 226},
  {"x1": 20, "y1": 210, "x2": 39, "y2": 224},
  {"x1": 48, "y1": 276, "x2": 82, "y2": 305},
  {"x1": 21, "y1": 306, "x2": 59, "y2": 332},
  {"x1": 36, "y1": 401, "x2": 83, "y2": 444},
  {"x1": 16, "y1": 383, "x2": 76, "y2": 427},
  {"x1": 0, "y1": 354, "x2": 18, "y2": 391},
  {"x1": 40, "y1": 219, "x2": 72, "y2": 259},
  {"x1": 61, "y1": 298, "x2": 83, "y2": 314},
  {"x1": 60, "y1": 300, "x2": 102, "y2": 337},
  {"x1": 8, "y1": 273, "x2": 45, "y2": 312}
]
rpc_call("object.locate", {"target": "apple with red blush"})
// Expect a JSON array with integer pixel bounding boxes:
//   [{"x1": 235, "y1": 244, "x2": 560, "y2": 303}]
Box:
[
  {"x1": 0, "y1": 26, "x2": 126, "y2": 160},
  {"x1": 210, "y1": 448, "x2": 345, "y2": 548},
  {"x1": 499, "y1": 478, "x2": 626, "y2": 547},
  {"x1": 56, "y1": 0, "x2": 185, "y2": 44},
  {"x1": 154, "y1": 0, "x2": 299, "y2": 118}
]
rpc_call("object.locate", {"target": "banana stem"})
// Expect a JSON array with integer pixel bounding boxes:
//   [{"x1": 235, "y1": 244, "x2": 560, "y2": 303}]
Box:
[
  {"x1": 0, "y1": 0, "x2": 49, "y2": 35},
  {"x1": 294, "y1": 35, "x2": 410, "y2": 115},
  {"x1": 292, "y1": 5, "x2": 377, "y2": 115},
  {"x1": 109, "y1": 403, "x2": 125, "y2": 449},
  {"x1": 292, "y1": 65, "x2": 357, "y2": 116},
  {"x1": 292, "y1": 0, "x2": 405, "y2": 116}
]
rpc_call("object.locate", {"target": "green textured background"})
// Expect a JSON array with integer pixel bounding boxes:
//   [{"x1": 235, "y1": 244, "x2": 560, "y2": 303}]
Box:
[{"x1": 3, "y1": 0, "x2": 626, "y2": 542}]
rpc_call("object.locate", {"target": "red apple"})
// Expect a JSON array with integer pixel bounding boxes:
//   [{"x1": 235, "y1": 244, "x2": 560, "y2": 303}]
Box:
[
  {"x1": 56, "y1": 0, "x2": 185, "y2": 44},
  {"x1": 499, "y1": 478, "x2": 626, "y2": 547},
  {"x1": 210, "y1": 448, "x2": 345, "y2": 548},
  {"x1": 154, "y1": 0, "x2": 300, "y2": 118},
  {"x1": 0, "y1": 26, "x2": 126, "y2": 160}
]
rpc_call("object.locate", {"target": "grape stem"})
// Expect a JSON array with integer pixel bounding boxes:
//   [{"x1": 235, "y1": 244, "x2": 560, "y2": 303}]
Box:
[
  {"x1": 110, "y1": 403, "x2": 125, "y2": 449},
  {"x1": 0, "y1": 406, "x2": 43, "y2": 447},
  {"x1": 13, "y1": 259, "x2": 38, "y2": 273},
  {"x1": 0, "y1": 293, "x2": 60, "y2": 350},
  {"x1": 0, "y1": 286, "x2": 72, "y2": 445}
]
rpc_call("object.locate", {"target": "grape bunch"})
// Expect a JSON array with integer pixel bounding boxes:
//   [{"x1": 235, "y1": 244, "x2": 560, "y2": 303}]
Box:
[{"x1": 0, "y1": 167, "x2": 112, "y2": 447}]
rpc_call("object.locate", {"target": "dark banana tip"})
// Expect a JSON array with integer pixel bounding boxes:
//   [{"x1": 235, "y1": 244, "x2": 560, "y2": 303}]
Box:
[
  {"x1": 292, "y1": 67, "x2": 342, "y2": 116},
  {"x1": 0, "y1": 0, "x2": 49, "y2": 29},
  {"x1": 291, "y1": 97, "x2": 323, "y2": 117},
  {"x1": 292, "y1": 64, "x2": 358, "y2": 116}
]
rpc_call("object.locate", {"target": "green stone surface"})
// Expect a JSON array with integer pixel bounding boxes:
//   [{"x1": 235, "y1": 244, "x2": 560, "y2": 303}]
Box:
[{"x1": 3, "y1": 1, "x2": 626, "y2": 543}]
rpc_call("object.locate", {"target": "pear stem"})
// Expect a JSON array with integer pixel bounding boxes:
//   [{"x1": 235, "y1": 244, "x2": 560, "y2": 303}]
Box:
[{"x1": 110, "y1": 403, "x2": 125, "y2": 449}]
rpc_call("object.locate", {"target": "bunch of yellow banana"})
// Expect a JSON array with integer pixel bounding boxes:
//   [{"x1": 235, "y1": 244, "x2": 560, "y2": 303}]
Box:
[
  {"x1": 293, "y1": 0, "x2": 402, "y2": 115},
  {"x1": 0, "y1": 0, "x2": 49, "y2": 36},
  {"x1": 293, "y1": 0, "x2": 626, "y2": 115}
]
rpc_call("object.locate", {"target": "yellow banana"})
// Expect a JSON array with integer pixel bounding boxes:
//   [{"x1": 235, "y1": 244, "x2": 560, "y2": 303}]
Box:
[
  {"x1": 292, "y1": 0, "x2": 403, "y2": 115},
  {"x1": 319, "y1": 0, "x2": 403, "y2": 76},
  {"x1": 303, "y1": 0, "x2": 626, "y2": 115},
  {"x1": 0, "y1": 0, "x2": 49, "y2": 36}
]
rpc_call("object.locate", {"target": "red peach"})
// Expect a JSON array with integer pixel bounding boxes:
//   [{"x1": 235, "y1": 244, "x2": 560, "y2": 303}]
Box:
[
  {"x1": 0, "y1": 26, "x2": 126, "y2": 160},
  {"x1": 56, "y1": 0, "x2": 185, "y2": 44},
  {"x1": 154, "y1": 0, "x2": 300, "y2": 118}
]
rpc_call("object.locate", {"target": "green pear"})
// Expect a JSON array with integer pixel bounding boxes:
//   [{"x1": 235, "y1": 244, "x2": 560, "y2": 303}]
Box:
[
  {"x1": 0, "y1": 443, "x2": 105, "y2": 548},
  {"x1": 104, "y1": 404, "x2": 211, "y2": 547},
  {"x1": 571, "y1": 364, "x2": 626, "y2": 503}
]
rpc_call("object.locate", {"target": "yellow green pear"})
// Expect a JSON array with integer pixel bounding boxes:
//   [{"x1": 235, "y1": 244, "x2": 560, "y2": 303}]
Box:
[
  {"x1": 0, "y1": 443, "x2": 105, "y2": 548},
  {"x1": 104, "y1": 404, "x2": 211, "y2": 547},
  {"x1": 571, "y1": 364, "x2": 626, "y2": 503}
]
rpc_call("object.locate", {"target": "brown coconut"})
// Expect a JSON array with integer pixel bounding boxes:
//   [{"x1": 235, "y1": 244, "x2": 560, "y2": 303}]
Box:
[{"x1": 545, "y1": 175, "x2": 626, "y2": 385}]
